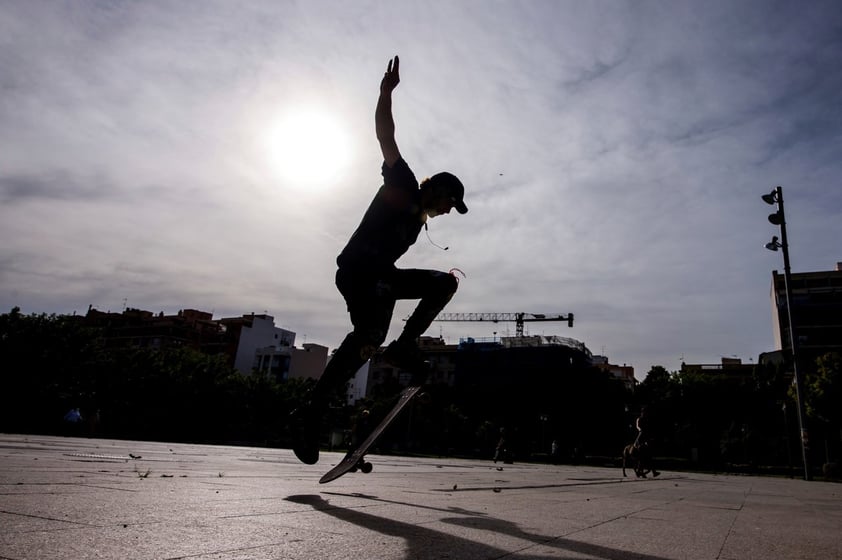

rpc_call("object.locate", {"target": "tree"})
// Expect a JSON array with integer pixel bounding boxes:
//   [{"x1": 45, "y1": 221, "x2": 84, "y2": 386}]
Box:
[
  {"x1": 803, "y1": 353, "x2": 842, "y2": 464},
  {"x1": 0, "y1": 308, "x2": 105, "y2": 433},
  {"x1": 805, "y1": 353, "x2": 842, "y2": 427},
  {"x1": 0, "y1": 308, "x2": 304, "y2": 445},
  {"x1": 636, "y1": 366, "x2": 671, "y2": 405}
]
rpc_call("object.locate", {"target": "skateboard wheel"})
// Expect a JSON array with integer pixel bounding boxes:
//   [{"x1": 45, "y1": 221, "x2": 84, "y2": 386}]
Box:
[
  {"x1": 360, "y1": 462, "x2": 373, "y2": 474},
  {"x1": 349, "y1": 465, "x2": 358, "y2": 473}
]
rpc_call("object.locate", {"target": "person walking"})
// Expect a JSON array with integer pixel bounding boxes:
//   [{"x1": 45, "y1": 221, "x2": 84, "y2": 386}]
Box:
[{"x1": 635, "y1": 407, "x2": 660, "y2": 477}]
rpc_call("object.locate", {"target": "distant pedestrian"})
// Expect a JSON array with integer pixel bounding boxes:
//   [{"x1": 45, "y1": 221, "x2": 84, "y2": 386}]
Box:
[
  {"x1": 63, "y1": 407, "x2": 82, "y2": 423},
  {"x1": 635, "y1": 407, "x2": 660, "y2": 477},
  {"x1": 63, "y1": 408, "x2": 83, "y2": 436},
  {"x1": 494, "y1": 428, "x2": 511, "y2": 464},
  {"x1": 88, "y1": 409, "x2": 101, "y2": 436}
]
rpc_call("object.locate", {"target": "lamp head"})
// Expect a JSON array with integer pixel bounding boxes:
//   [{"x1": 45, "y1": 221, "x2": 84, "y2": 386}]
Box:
[
  {"x1": 768, "y1": 211, "x2": 784, "y2": 225},
  {"x1": 765, "y1": 236, "x2": 781, "y2": 251},
  {"x1": 762, "y1": 187, "x2": 780, "y2": 205}
]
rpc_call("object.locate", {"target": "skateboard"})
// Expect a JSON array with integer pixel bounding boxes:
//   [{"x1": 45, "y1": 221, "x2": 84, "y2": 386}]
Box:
[{"x1": 319, "y1": 385, "x2": 423, "y2": 484}]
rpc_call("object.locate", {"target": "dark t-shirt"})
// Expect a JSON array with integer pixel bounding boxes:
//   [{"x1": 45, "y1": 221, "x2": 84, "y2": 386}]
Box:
[{"x1": 336, "y1": 158, "x2": 424, "y2": 272}]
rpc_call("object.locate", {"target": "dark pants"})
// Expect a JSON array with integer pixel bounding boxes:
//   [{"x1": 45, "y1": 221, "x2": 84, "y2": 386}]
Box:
[{"x1": 309, "y1": 266, "x2": 458, "y2": 404}]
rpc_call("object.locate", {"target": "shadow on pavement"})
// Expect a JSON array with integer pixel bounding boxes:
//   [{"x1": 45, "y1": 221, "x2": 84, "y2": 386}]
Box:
[
  {"x1": 321, "y1": 491, "x2": 491, "y2": 517},
  {"x1": 286, "y1": 494, "x2": 670, "y2": 560}
]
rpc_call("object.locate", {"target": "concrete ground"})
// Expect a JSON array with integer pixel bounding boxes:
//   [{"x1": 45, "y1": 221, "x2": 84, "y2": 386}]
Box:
[{"x1": 0, "y1": 434, "x2": 839, "y2": 560}]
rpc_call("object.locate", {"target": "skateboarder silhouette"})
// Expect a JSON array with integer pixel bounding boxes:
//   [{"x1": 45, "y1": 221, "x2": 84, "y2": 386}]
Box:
[{"x1": 292, "y1": 55, "x2": 468, "y2": 465}]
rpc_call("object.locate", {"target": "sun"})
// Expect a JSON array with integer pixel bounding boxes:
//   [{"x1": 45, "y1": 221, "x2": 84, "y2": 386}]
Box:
[{"x1": 263, "y1": 107, "x2": 352, "y2": 189}]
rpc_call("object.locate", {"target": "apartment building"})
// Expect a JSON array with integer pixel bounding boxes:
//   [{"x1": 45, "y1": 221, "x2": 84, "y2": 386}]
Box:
[
  {"x1": 770, "y1": 262, "x2": 842, "y2": 362},
  {"x1": 84, "y1": 307, "x2": 224, "y2": 354},
  {"x1": 218, "y1": 313, "x2": 295, "y2": 374},
  {"x1": 680, "y1": 357, "x2": 756, "y2": 378},
  {"x1": 84, "y1": 307, "x2": 322, "y2": 378},
  {"x1": 591, "y1": 355, "x2": 637, "y2": 390},
  {"x1": 349, "y1": 334, "x2": 595, "y2": 404}
]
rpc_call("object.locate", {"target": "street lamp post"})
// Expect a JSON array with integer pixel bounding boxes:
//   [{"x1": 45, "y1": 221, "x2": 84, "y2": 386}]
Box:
[{"x1": 762, "y1": 185, "x2": 811, "y2": 481}]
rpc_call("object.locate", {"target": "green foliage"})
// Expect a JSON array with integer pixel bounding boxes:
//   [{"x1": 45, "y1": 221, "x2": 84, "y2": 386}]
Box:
[
  {"x1": 805, "y1": 353, "x2": 842, "y2": 427},
  {"x1": 0, "y1": 307, "x2": 105, "y2": 433},
  {"x1": 0, "y1": 308, "x2": 304, "y2": 445},
  {"x1": 632, "y1": 361, "x2": 804, "y2": 469},
  {"x1": 643, "y1": 365, "x2": 671, "y2": 386},
  {"x1": 800, "y1": 353, "x2": 842, "y2": 464}
]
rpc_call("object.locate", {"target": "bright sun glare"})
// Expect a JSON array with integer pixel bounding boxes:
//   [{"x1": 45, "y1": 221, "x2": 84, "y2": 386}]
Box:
[{"x1": 263, "y1": 108, "x2": 352, "y2": 189}]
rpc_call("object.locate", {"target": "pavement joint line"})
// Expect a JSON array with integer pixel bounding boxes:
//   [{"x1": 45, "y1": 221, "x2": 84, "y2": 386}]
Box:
[
  {"x1": 436, "y1": 507, "x2": 675, "y2": 560},
  {"x1": 714, "y1": 485, "x2": 750, "y2": 559},
  {"x1": 431, "y1": 475, "x2": 679, "y2": 493},
  {"x1": 160, "y1": 541, "x2": 293, "y2": 560},
  {"x1": 0, "y1": 508, "x2": 99, "y2": 527},
  {"x1": 0, "y1": 482, "x2": 140, "y2": 493}
]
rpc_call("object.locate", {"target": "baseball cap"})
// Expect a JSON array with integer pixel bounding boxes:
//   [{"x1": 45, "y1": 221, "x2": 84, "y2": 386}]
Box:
[{"x1": 430, "y1": 172, "x2": 468, "y2": 214}]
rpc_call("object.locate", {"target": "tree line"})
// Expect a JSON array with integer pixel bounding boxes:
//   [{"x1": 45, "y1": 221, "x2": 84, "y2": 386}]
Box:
[
  {"x1": 1, "y1": 308, "x2": 839, "y2": 477},
  {"x1": 0, "y1": 307, "x2": 308, "y2": 446}
]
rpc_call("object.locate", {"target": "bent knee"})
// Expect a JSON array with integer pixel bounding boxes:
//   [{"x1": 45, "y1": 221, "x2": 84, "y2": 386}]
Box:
[
  {"x1": 352, "y1": 329, "x2": 388, "y2": 359},
  {"x1": 359, "y1": 344, "x2": 378, "y2": 361},
  {"x1": 436, "y1": 271, "x2": 459, "y2": 296}
]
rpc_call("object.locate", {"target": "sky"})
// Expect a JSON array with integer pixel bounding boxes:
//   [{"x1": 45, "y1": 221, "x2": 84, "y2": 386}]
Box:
[{"x1": 2, "y1": 1, "x2": 841, "y2": 378}]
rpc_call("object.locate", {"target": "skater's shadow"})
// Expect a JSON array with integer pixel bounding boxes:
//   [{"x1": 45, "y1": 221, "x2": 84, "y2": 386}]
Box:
[
  {"x1": 321, "y1": 491, "x2": 489, "y2": 517},
  {"x1": 286, "y1": 494, "x2": 669, "y2": 560}
]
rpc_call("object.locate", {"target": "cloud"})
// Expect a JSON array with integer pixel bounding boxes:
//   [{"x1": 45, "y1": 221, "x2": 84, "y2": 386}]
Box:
[
  {"x1": 0, "y1": 173, "x2": 109, "y2": 204},
  {"x1": 2, "y1": 0, "x2": 841, "y2": 375}
]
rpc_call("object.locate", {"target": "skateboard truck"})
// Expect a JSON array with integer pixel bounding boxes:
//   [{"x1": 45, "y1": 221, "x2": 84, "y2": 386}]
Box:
[{"x1": 349, "y1": 458, "x2": 373, "y2": 474}]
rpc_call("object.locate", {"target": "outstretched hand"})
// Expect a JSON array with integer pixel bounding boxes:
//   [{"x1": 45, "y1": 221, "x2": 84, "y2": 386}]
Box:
[
  {"x1": 376, "y1": 55, "x2": 401, "y2": 166},
  {"x1": 380, "y1": 55, "x2": 400, "y2": 94}
]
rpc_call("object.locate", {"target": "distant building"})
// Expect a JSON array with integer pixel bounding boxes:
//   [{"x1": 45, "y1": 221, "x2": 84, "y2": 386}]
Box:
[
  {"x1": 770, "y1": 262, "x2": 842, "y2": 363},
  {"x1": 359, "y1": 336, "x2": 458, "y2": 402},
  {"x1": 252, "y1": 345, "x2": 292, "y2": 379},
  {"x1": 344, "y1": 333, "x2": 607, "y2": 404},
  {"x1": 84, "y1": 306, "x2": 225, "y2": 355},
  {"x1": 86, "y1": 307, "x2": 309, "y2": 377},
  {"x1": 680, "y1": 357, "x2": 755, "y2": 378},
  {"x1": 591, "y1": 355, "x2": 636, "y2": 390},
  {"x1": 346, "y1": 361, "x2": 370, "y2": 405},
  {"x1": 288, "y1": 343, "x2": 329, "y2": 381},
  {"x1": 252, "y1": 341, "x2": 329, "y2": 381},
  {"x1": 217, "y1": 313, "x2": 295, "y2": 374},
  {"x1": 455, "y1": 335, "x2": 595, "y2": 394}
]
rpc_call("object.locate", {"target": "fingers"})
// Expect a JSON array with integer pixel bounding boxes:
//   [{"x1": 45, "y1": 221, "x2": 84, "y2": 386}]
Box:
[
  {"x1": 386, "y1": 55, "x2": 400, "y2": 75},
  {"x1": 381, "y1": 56, "x2": 400, "y2": 91}
]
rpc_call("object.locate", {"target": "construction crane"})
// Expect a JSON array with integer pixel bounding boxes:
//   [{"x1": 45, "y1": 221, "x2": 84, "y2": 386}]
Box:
[{"x1": 434, "y1": 312, "x2": 574, "y2": 337}]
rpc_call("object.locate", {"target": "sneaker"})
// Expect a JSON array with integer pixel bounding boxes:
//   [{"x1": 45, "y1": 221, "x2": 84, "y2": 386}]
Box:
[
  {"x1": 290, "y1": 403, "x2": 322, "y2": 465},
  {"x1": 382, "y1": 339, "x2": 430, "y2": 380}
]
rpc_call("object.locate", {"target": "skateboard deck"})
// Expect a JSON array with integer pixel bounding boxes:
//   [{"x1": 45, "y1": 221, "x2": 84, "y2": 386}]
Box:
[{"x1": 320, "y1": 385, "x2": 423, "y2": 484}]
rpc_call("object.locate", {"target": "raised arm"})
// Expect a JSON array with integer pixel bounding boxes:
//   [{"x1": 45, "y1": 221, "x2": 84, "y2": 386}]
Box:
[{"x1": 375, "y1": 56, "x2": 401, "y2": 168}]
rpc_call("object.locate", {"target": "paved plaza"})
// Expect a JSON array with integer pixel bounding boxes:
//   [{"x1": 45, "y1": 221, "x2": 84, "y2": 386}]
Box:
[{"x1": 0, "y1": 434, "x2": 840, "y2": 559}]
